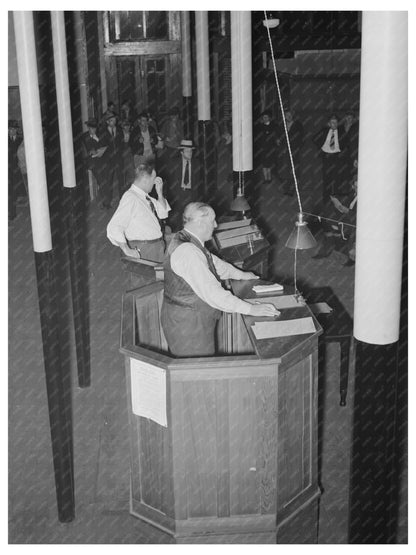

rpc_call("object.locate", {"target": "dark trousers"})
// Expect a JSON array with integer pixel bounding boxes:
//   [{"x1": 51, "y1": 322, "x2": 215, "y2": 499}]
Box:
[
  {"x1": 128, "y1": 238, "x2": 165, "y2": 263},
  {"x1": 321, "y1": 153, "x2": 340, "y2": 202},
  {"x1": 161, "y1": 301, "x2": 220, "y2": 357},
  {"x1": 100, "y1": 159, "x2": 123, "y2": 206},
  {"x1": 322, "y1": 152, "x2": 351, "y2": 203}
]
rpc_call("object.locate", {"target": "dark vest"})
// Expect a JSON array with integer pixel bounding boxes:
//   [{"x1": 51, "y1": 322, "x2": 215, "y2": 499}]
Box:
[{"x1": 163, "y1": 230, "x2": 221, "y2": 319}]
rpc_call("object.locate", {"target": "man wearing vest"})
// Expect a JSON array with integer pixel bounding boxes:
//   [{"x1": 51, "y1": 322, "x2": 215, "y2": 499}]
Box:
[
  {"x1": 161, "y1": 202, "x2": 279, "y2": 357},
  {"x1": 106, "y1": 163, "x2": 170, "y2": 263}
]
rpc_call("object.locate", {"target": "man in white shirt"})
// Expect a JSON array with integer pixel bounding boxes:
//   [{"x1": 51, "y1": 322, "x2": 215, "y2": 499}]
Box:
[
  {"x1": 107, "y1": 163, "x2": 171, "y2": 263},
  {"x1": 161, "y1": 202, "x2": 279, "y2": 357}
]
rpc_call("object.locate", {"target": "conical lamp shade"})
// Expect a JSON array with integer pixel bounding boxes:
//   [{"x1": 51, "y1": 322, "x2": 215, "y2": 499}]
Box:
[
  {"x1": 230, "y1": 192, "x2": 250, "y2": 212},
  {"x1": 285, "y1": 213, "x2": 317, "y2": 250}
]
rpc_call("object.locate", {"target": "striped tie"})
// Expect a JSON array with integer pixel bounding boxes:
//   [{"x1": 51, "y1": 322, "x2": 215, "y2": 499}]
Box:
[
  {"x1": 146, "y1": 195, "x2": 159, "y2": 221},
  {"x1": 203, "y1": 248, "x2": 221, "y2": 282},
  {"x1": 329, "y1": 130, "x2": 335, "y2": 150}
]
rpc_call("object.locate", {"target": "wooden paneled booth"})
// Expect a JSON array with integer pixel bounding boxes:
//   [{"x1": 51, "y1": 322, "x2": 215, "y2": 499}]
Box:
[{"x1": 120, "y1": 280, "x2": 322, "y2": 543}]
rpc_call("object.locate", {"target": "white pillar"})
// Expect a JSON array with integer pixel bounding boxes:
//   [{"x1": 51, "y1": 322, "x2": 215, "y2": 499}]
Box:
[
  {"x1": 181, "y1": 11, "x2": 192, "y2": 97},
  {"x1": 231, "y1": 11, "x2": 253, "y2": 171},
  {"x1": 73, "y1": 11, "x2": 89, "y2": 131},
  {"x1": 98, "y1": 12, "x2": 108, "y2": 110},
  {"x1": 13, "y1": 11, "x2": 52, "y2": 252},
  {"x1": 195, "y1": 11, "x2": 210, "y2": 120},
  {"x1": 51, "y1": 11, "x2": 77, "y2": 190},
  {"x1": 354, "y1": 11, "x2": 407, "y2": 344}
]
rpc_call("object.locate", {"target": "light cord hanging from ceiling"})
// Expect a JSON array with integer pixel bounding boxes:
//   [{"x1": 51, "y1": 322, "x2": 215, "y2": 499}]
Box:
[{"x1": 263, "y1": 10, "x2": 303, "y2": 215}]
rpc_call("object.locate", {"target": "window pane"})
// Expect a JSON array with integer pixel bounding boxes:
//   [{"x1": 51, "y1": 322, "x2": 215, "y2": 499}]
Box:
[
  {"x1": 109, "y1": 11, "x2": 144, "y2": 41},
  {"x1": 145, "y1": 11, "x2": 168, "y2": 39},
  {"x1": 146, "y1": 58, "x2": 166, "y2": 116}
]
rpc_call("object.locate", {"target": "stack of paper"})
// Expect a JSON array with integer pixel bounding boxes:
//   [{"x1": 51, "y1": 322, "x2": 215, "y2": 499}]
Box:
[
  {"x1": 251, "y1": 317, "x2": 316, "y2": 340},
  {"x1": 245, "y1": 295, "x2": 301, "y2": 309},
  {"x1": 252, "y1": 283, "x2": 284, "y2": 294}
]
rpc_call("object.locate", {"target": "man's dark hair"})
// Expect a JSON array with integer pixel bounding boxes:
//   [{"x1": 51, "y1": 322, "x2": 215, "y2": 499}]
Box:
[
  {"x1": 138, "y1": 112, "x2": 149, "y2": 120},
  {"x1": 135, "y1": 162, "x2": 154, "y2": 178},
  {"x1": 261, "y1": 110, "x2": 271, "y2": 118}
]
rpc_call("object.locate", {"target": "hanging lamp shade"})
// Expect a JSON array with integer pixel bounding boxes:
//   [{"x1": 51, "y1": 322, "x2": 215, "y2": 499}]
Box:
[
  {"x1": 285, "y1": 213, "x2": 317, "y2": 250},
  {"x1": 262, "y1": 15, "x2": 280, "y2": 29},
  {"x1": 230, "y1": 189, "x2": 250, "y2": 212}
]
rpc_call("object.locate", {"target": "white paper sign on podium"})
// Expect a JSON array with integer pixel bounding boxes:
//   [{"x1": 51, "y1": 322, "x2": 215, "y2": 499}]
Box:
[{"x1": 130, "y1": 358, "x2": 167, "y2": 427}]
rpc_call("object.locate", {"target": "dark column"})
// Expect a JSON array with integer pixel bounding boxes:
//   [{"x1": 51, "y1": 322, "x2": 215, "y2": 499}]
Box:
[
  {"x1": 66, "y1": 188, "x2": 91, "y2": 387},
  {"x1": 52, "y1": 10, "x2": 91, "y2": 388},
  {"x1": 13, "y1": 10, "x2": 75, "y2": 523},
  {"x1": 35, "y1": 251, "x2": 75, "y2": 522},
  {"x1": 348, "y1": 341, "x2": 400, "y2": 543}
]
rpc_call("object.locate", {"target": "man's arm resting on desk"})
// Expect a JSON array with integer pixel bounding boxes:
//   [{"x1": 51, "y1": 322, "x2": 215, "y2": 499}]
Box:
[{"x1": 212, "y1": 253, "x2": 259, "y2": 281}]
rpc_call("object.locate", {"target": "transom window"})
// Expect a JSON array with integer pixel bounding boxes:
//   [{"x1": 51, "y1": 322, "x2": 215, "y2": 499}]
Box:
[{"x1": 108, "y1": 11, "x2": 168, "y2": 42}]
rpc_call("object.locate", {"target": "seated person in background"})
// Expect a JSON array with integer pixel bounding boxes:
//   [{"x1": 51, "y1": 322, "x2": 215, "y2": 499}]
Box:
[
  {"x1": 312, "y1": 175, "x2": 358, "y2": 264},
  {"x1": 161, "y1": 202, "x2": 278, "y2": 357},
  {"x1": 106, "y1": 162, "x2": 170, "y2": 263}
]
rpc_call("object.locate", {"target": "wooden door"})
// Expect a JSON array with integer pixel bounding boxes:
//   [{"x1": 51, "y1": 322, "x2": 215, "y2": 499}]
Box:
[
  {"x1": 113, "y1": 54, "x2": 175, "y2": 126},
  {"x1": 140, "y1": 56, "x2": 169, "y2": 124}
]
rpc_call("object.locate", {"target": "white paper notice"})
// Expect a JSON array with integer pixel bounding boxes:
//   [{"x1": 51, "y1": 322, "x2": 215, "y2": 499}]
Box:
[
  {"x1": 308, "y1": 302, "x2": 333, "y2": 314},
  {"x1": 130, "y1": 358, "x2": 167, "y2": 427},
  {"x1": 251, "y1": 317, "x2": 316, "y2": 340}
]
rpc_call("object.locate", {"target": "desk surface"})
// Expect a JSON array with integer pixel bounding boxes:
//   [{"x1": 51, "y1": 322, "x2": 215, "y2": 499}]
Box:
[
  {"x1": 231, "y1": 279, "x2": 322, "y2": 360},
  {"x1": 303, "y1": 286, "x2": 353, "y2": 339}
]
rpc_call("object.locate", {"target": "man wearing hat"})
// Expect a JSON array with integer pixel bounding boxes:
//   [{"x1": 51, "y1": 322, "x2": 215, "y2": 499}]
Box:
[
  {"x1": 167, "y1": 138, "x2": 200, "y2": 231},
  {"x1": 98, "y1": 111, "x2": 124, "y2": 209},
  {"x1": 8, "y1": 120, "x2": 23, "y2": 221},
  {"x1": 81, "y1": 118, "x2": 104, "y2": 194}
]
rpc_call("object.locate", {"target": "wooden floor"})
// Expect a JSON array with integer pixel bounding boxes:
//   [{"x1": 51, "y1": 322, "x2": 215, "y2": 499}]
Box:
[{"x1": 8, "y1": 170, "x2": 368, "y2": 544}]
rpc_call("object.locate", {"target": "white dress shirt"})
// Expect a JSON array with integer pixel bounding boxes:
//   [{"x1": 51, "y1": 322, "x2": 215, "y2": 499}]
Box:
[
  {"x1": 141, "y1": 129, "x2": 153, "y2": 158},
  {"x1": 107, "y1": 184, "x2": 171, "y2": 245},
  {"x1": 321, "y1": 129, "x2": 341, "y2": 153},
  {"x1": 170, "y1": 230, "x2": 253, "y2": 314}
]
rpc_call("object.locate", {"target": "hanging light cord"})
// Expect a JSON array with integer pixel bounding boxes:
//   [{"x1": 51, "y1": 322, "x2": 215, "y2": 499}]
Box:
[
  {"x1": 264, "y1": 11, "x2": 303, "y2": 215},
  {"x1": 293, "y1": 226, "x2": 299, "y2": 294},
  {"x1": 302, "y1": 211, "x2": 356, "y2": 228}
]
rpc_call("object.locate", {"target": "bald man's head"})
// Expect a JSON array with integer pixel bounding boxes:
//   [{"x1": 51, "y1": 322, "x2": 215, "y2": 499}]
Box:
[{"x1": 183, "y1": 202, "x2": 217, "y2": 243}]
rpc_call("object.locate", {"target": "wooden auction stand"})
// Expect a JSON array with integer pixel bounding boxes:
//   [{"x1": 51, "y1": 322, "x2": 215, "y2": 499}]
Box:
[{"x1": 120, "y1": 280, "x2": 322, "y2": 544}]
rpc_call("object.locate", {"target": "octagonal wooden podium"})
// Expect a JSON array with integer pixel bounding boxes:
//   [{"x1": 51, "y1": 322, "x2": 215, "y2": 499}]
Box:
[{"x1": 120, "y1": 280, "x2": 322, "y2": 543}]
